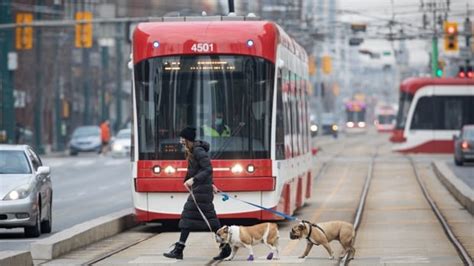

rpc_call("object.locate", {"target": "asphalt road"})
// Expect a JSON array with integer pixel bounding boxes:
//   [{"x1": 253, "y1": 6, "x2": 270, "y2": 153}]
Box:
[{"x1": 0, "y1": 153, "x2": 133, "y2": 251}]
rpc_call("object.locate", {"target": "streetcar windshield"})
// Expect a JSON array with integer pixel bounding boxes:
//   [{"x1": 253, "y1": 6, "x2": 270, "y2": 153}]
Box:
[
  {"x1": 346, "y1": 110, "x2": 365, "y2": 122},
  {"x1": 134, "y1": 55, "x2": 274, "y2": 160},
  {"x1": 395, "y1": 92, "x2": 413, "y2": 129},
  {"x1": 377, "y1": 115, "x2": 396, "y2": 125}
]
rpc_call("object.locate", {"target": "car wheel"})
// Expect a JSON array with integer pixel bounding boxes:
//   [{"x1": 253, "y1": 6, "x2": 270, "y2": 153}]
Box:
[
  {"x1": 41, "y1": 199, "x2": 52, "y2": 234},
  {"x1": 25, "y1": 208, "x2": 41, "y2": 238},
  {"x1": 69, "y1": 149, "x2": 78, "y2": 156}
]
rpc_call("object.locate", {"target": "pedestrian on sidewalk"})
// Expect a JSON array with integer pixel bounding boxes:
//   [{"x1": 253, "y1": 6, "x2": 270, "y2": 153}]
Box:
[
  {"x1": 163, "y1": 126, "x2": 231, "y2": 260},
  {"x1": 100, "y1": 120, "x2": 111, "y2": 155}
]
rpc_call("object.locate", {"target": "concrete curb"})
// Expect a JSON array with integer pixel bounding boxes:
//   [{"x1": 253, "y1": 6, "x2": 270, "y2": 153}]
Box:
[
  {"x1": 0, "y1": 251, "x2": 33, "y2": 266},
  {"x1": 432, "y1": 161, "x2": 474, "y2": 215},
  {"x1": 30, "y1": 208, "x2": 136, "y2": 260}
]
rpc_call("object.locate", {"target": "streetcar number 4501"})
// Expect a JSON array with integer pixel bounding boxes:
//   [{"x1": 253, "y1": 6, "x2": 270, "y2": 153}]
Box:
[{"x1": 191, "y1": 43, "x2": 214, "y2": 52}]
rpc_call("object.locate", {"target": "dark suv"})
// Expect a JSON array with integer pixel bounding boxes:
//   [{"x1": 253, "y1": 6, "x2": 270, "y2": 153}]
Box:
[{"x1": 454, "y1": 125, "x2": 474, "y2": 166}]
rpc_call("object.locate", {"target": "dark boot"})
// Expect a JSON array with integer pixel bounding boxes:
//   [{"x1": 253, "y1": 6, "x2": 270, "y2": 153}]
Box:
[
  {"x1": 163, "y1": 242, "x2": 185, "y2": 260},
  {"x1": 213, "y1": 243, "x2": 231, "y2": 260}
]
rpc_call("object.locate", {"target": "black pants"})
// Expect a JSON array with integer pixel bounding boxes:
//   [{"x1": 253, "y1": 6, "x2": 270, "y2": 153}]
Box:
[
  {"x1": 179, "y1": 226, "x2": 220, "y2": 244},
  {"x1": 179, "y1": 229, "x2": 191, "y2": 243}
]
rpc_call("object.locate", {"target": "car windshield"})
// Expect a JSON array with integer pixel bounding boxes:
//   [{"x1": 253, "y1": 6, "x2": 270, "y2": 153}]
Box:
[
  {"x1": 73, "y1": 126, "x2": 100, "y2": 138},
  {"x1": 0, "y1": 150, "x2": 31, "y2": 174},
  {"x1": 463, "y1": 127, "x2": 474, "y2": 139},
  {"x1": 321, "y1": 114, "x2": 336, "y2": 125},
  {"x1": 117, "y1": 130, "x2": 131, "y2": 139}
]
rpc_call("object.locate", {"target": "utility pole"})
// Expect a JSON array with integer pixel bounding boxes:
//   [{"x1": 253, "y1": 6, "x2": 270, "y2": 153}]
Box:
[
  {"x1": 228, "y1": 0, "x2": 235, "y2": 14},
  {"x1": 115, "y1": 22, "x2": 123, "y2": 132},
  {"x1": 421, "y1": 0, "x2": 450, "y2": 77},
  {"x1": 0, "y1": 0, "x2": 15, "y2": 144},
  {"x1": 100, "y1": 44, "x2": 109, "y2": 122},
  {"x1": 54, "y1": 1, "x2": 64, "y2": 151},
  {"x1": 34, "y1": 0, "x2": 45, "y2": 153}
]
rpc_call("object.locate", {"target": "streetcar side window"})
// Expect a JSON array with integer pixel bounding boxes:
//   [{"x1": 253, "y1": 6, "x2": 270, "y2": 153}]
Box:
[
  {"x1": 275, "y1": 68, "x2": 285, "y2": 160},
  {"x1": 410, "y1": 96, "x2": 434, "y2": 130},
  {"x1": 436, "y1": 96, "x2": 474, "y2": 130}
]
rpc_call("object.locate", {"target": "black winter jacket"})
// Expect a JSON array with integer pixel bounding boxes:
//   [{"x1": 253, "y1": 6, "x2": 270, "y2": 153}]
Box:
[{"x1": 178, "y1": 140, "x2": 220, "y2": 231}]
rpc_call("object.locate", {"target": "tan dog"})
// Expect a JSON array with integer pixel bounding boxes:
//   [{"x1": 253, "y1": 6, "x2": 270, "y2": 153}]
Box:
[
  {"x1": 215, "y1": 223, "x2": 280, "y2": 261},
  {"x1": 289, "y1": 220, "x2": 355, "y2": 260}
]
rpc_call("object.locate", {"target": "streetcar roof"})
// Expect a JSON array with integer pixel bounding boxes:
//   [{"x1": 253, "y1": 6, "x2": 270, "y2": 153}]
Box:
[
  {"x1": 132, "y1": 20, "x2": 307, "y2": 64},
  {"x1": 400, "y1": 77, "x2": 474, "y2": 95}
]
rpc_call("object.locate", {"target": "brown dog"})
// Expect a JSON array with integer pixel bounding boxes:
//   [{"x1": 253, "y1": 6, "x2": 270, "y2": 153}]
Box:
[
  {"x1": 215, "y1": 223, "x2": 280, "y2": 261},
  {"x1": 289, "y1": 220, "x2": 355, "y2": 260}
]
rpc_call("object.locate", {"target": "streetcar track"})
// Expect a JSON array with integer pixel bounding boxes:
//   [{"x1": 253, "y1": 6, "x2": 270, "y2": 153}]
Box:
[
  {"x1": 340, "y1": 152, "x2": 472, "y2": 266},
  {"x1": 86, "y1": 233, "x2": 156, "y2": 265},
  {"x1": 409, "y1": 157, "x2": 473, "y2": 266},
  {"x1": 339, "y1": 142, "x2": 379, "y2": 266},
  {"x1": 87, "y1": 135, "x2": 386, "y2": 265}
]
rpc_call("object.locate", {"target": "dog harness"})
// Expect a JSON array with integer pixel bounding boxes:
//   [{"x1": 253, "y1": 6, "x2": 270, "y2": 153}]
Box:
[{"x1": 303, "y1": 220, "x2": 327, "y2": 245}]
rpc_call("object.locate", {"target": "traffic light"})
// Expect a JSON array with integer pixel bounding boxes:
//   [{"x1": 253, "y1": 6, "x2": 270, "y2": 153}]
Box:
[
  {"x1": 443, "y1": 21, "x2": 458, "y2": 52},
  {"x1": 436, "y1": 60, "x2": 445, "y2": 77},
  {"x1": 458, "y1": 66, "x2": 466, "y2": 78},
  {"x1": 15, "y1": 12, "x2": 33, "y2": 50},
  {"x1": 75, "y1": 11, "x2": 93, "y2": 48},
  {"x1": 322, "y1": 55, "x2": 332, "y2": 74},
  {"x1": 466, "y1": 66, "x2": 473, "y2": 79}
]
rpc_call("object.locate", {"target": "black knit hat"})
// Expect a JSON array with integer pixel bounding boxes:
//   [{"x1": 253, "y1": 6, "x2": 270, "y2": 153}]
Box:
[{"x1": 179, "y1": 127, "x2": 196, "y2": 142}]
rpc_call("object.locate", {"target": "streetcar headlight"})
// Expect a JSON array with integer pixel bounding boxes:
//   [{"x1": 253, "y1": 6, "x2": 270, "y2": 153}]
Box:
[
  {"x1": 164, "y1": 166, "x2": 176, "y2": 174},
  {"x1": 346, "y1": 122, "x2": 354, "y2": 128},
  {"x1": 247, "y1": 164, "x2": 255, "y2": 173},
  {"x1": 246, "y1": 39, "x2": 254, "y2": 47},
  {"x1": 231, "y1": 164, "x2": 244, "y2": 174},
  {"x1": 310, "y1": 125, "x2": 318, "y2": 132},
  {"x1": 332, "y1": 125, "x2": 338, "y2": 131},
  {"x1": 153, "y1": 166, "x2": 161, "y2": 174},
  {"x1": 358, "y1": 122, "x2": 366, "y2": 127},
  {"x1": 152, "y1": 41, "x2": 160, "y2": 48}
]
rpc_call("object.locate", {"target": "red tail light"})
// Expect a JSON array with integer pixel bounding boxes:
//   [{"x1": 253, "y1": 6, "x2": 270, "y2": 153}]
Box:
[{"x1": 461, "y1": 141, "x2": 469, "y2": 149}]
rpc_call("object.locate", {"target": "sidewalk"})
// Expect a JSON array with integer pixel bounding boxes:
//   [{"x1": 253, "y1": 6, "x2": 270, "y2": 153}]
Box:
[{"x1": 432, "y1": 161, "x2": 474, "y2": 215}]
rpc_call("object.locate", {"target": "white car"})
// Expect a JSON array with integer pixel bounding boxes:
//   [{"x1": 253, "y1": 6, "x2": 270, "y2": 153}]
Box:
[
  {"x1": 0, "y1": 145, "x2": 53, "y2": 237},
  {"x1": 111, "y1": 129, "x2": 131, "y2": 157}
]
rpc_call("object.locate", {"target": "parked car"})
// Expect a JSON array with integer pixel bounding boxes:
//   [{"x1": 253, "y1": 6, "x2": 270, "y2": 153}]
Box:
[
  {"x1": 454, "y1": 125, "x2": 474, "y2": 166},
  {"x1": 0, "y1": 145, "x2": 52, "y2": 237},
  {"x1": 68, "y1": 125, "x2": 102, "y2": 156},
  {"x1": 111, "y1": 129, "x2": 131, "y2": 158}
]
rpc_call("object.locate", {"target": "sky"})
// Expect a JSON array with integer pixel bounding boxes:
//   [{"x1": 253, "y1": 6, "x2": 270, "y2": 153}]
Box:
[{"x1": 337, "y1": 0, "x2": 473, "y2": 66}]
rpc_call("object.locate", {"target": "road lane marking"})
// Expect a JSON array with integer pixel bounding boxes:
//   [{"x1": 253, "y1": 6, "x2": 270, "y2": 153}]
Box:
[
  {"x1": 105, "y1": 160, "x2": 128, "y2": 166},
  {"x1": 74, "y1": 160, "x2": 94, "y2": 167}
]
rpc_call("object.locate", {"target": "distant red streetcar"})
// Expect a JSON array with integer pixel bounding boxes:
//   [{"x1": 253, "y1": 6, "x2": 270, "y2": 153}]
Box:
[
  {"x1": 131, "y1": 17, "x2": 313, "y2": 223},
  {"x1": 391, "y1": 77, "x2": 474, "y2": 153},
  {"x1": 374, "y1": 104, "x2": 396, "y2": 133}
]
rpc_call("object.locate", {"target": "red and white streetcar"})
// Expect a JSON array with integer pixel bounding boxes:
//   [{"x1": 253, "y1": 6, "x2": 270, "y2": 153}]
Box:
[
  {"x1": 374, "y1": 104, "x2": 396, "y2": 132},
  {"x1": 391, "y1": 77, "x2": 474, "y2": 153},
  {"x1": 131, "y1": 16, "x2": 313, "y2": 223}
]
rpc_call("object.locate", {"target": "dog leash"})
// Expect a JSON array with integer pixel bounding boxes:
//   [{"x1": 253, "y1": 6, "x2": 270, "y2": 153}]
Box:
[{"x1": 218, "y1": 190, "x2": 327, "y2": 238}]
